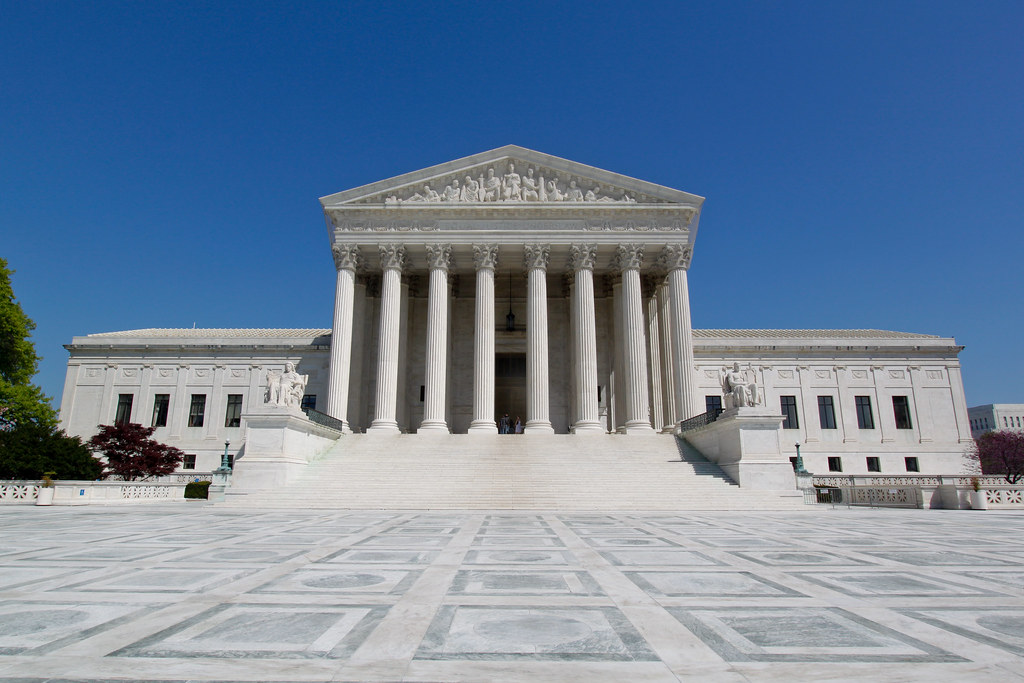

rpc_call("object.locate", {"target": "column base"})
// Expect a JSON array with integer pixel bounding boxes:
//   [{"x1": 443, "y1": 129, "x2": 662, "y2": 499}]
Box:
[
  {"x1": 660, "y1": 425, "x2": 677, "y2": 434},
  {"x1": 623, "y1": 421, "x2": 655, "y2": 434},
  {"x1": 468, "y1": 421, "x2": 497, "y2": 434},
  {"x1": 417, "y1": 421, "x2": 450, "y2": 434},
  {"x1": 525, "y1": 421, "x2": 554, "y2": 434},
  {"x1": 571, "y1": 421, "x2": 605, "y2": 434},
  {"x1": 367, "y1": 420, "x2": 400, "y2": 434}
]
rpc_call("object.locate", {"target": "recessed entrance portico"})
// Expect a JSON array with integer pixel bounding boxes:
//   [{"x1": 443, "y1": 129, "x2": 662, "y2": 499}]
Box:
[{"x1": 319, "y1": 146, "x2": 705, "y2": 435}]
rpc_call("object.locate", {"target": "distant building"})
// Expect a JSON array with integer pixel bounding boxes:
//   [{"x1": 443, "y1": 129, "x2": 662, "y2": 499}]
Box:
[{"x1": 969, "y1": 404, "x2": 1024, "y2": 437}]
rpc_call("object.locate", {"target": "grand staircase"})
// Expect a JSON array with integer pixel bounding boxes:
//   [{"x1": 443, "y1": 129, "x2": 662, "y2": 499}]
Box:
[{"x1": 221, "y1": 434, "x2": 806, "y2": 510}]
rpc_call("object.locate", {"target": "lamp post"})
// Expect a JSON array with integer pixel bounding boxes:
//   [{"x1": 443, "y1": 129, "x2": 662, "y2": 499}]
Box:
[
  {"x1": 794, "y1": 443, "x2": 808, "y2": 475},
  {"x1": 215, "y1": 439, "x2": 232, "y2": 473}
]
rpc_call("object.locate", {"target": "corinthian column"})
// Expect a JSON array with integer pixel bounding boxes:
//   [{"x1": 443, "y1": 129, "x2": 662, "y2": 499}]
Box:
[
  {"x1": 614, "y1": 244, "x2": 653, "y2": 433},
  {"x1": 569, "y1": 244, "x2": 603, "y2": 434},
  {"x1": 326, "y1": 245, "x2": 360, "y2": 432},
  {"x1": 661, "y1": 245, "x2": 699, "y2": 422},
  {"x1": 656, "y1": 280, "x2": 678, "y2": 433},
  {"x1": 368, "y1": 244, "x2": 405, "y2": 433},
  {"x1": 469, "y1": 245, "x2": 498, "y2": 433},
  {"x1": 419, "y1": 245, "x2": 452, "y2": 433},
  {"x1": 524, "y1": 245, "x2": 554, "y2": 433}
]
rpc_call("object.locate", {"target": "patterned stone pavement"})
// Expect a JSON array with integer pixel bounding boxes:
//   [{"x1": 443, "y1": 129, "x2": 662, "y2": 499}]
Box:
[{"x1": 1, "y1": 505, "x2": 1023, "y2": 682}]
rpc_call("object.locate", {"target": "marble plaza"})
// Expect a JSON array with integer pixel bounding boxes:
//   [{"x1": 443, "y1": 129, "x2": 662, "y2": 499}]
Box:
[{"x1": 1, "y1": 505, "x2": 1023, "y2": 682}]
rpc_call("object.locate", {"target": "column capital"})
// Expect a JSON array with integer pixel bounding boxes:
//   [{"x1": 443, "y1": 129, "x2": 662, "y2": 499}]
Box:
[
  {"x1": 331, "y1": 245, "x2": 361, "y2": 272},
  {"x1": 473, "y1": 244, "x2": 499, "y2": 271},
  {"x1": 523, "y1": 244, "x2": 550, "y2": 272},
  {"x1": 659, "y1": 244, "x2": 692, "y2": 271},
  {"x1": 378, "y1": 244, "x2": 407, "y2": 272},
  {"x1": 569, "y1": 244, "x2": 598, "y2": 272},
  {"x1": 425, "y1": 244, "x2": 453, "y2": 272},
  {"x1": 612, "y1": 243, "x2": 644, "y2": 272}
]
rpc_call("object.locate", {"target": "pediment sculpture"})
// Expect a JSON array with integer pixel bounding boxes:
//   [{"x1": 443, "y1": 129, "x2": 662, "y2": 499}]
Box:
[{"x1": 371, "y1": 160, "x2": 652, "y2": 206}]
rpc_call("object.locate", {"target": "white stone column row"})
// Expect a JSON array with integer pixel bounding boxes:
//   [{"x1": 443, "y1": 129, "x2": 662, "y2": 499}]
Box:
[
  {"x1": 615, "y1": 245, "x2": 654, "y2": 433},
  {"x1": 368, "y1": 245, "x2": 405, "y2": 433},
  {"x1": 569, "y1": 245, "x2": 603, "y2": 434},
  {"x1": 469, "y1": 245, "x2": 498, "y2": 433},
  {"x1": 661, "y1": 245, "x2": 700, "y2": 423},
  {"x1": 326, "y1": 245, "x2": 359, "y2": 433}
]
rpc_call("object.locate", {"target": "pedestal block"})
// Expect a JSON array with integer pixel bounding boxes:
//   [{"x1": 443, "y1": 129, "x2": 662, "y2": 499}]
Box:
[
  {"x1": 229, "y1": 406, "x2": 342, "y2": 492},
  {"x1": 680, "y1": 407, "x2": 794, "y2": 490}
]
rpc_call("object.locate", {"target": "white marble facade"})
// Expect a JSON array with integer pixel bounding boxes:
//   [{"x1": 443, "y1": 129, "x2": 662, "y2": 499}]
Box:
[{"x1": 58, "y1": 146, "x2": 973, "y2": 476}]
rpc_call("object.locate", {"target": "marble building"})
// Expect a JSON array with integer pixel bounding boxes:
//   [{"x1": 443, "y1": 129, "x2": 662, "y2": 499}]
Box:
[{"x1": 58, "y1": 146, "x2": 973, "y2": 477}]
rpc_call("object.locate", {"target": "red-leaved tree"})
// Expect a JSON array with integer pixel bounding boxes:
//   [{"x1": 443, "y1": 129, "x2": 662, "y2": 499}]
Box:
[
  {"x1": 88, "y1": 423, "x2": 184, "y2": 481},
  {"x1": 966, "y1": 430, "x2": 1024, "y2": 484}
]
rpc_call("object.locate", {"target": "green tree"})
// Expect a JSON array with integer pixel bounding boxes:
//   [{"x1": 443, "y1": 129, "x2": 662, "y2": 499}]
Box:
[
  {"x1": 0, "y1": 422, "x2": 104, "y2": 480},
  {"x1": 0, "y1": 258, "x2": 57, "y2": 430}
]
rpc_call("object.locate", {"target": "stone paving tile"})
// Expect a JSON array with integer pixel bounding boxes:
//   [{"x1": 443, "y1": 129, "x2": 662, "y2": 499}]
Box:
[{"x1": 0, "y1": 506, "x2": 1022, "y2": 682}]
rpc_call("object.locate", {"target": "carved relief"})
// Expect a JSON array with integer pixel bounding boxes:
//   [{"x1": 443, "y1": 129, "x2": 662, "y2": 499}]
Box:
[
  {"x1": 364, "y1": 160, "x2": 660, "y2": 205},
  {"x1": 658, "y1": 244, "x2": 692, "y2": 271},
  {"x1": 778, "y1": 370, "x2": 794, "y2": 379},
  {"x1": 852, "y1": 370, "x2": 868, "y2": 379},
  {"x1": 815, "y1": 370, "x2": 832, "y2": 379},
  {"x1": 230, "y1": 369, "x2": 246, "y2": 378},
  {"x1": 159, "y1": 368, "x2": 174, "y2": 378},
  {"x1": 331, "y1": 245, "x2": 361, "y2": 272},
  {"x1": 568, "y1": 244, "x2": 597, "y2": 272},
  {"x1": 473, "y1": 244, "x2": 499, "y2": 270},
  {"x1": 523, "y1": 245, "x2": 550, "y2": 271},
  {"x1": 889, "y1": 370, "x2": 906, "y2": 379},
  {"x1": 86, "y1": 368, "x2": 101, "y2": 378},
  {"x1": 425, "y1": 244, "x2": 453, "y2": 271},
  {"x1": 926, "y1": 370, "x2": 944, "y2": 380},
  {"x1": 378, "y1": 244, "x2": 407, "y2": 272}
]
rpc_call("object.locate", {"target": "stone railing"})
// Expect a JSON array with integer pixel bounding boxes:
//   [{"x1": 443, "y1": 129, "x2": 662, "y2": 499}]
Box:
[
  {"x1": 811, "y1": 475, "x2": 1024, "y2": 510},
  {"x1": 0, "y1": 481, "x2": 42, "y2": 504},
  {"x1": 0, "y1": 480, "x2": 187, "y2": 506}
]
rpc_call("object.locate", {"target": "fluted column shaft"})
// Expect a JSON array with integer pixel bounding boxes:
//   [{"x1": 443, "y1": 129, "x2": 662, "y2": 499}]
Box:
[
  {"x1": 525, "y1": 245, "x2": 554, "y2": 433},
  {"x1": 645, "y1": 286, "x2": 664, "y2": 432},
  {"x1": 326, "y1": 246, "x2": 359, "y2": 432},
  {"x1": 469, "y1": 245, "x2": 498, "y2": 433},
  {"x1": 616, "y1": 245, "x2": 653, "y2": 433},
  {"x1": 368, "y1": 245, "x2": 405, "y2": 433},
  {"x1": 656, "y1": 282, "x2": 678, "y2": 433},
  {"x1": 420, "y1": 245, "x2": 451, "y2": 433},
  {"x1": 663, "y1": 245, "x2": 699, "y2": 422},
  {"x1": 570, "y1": 245, "x2": 602, "y2": 433}
]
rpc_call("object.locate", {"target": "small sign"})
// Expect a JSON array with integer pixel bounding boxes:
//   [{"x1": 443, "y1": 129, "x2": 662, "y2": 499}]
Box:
[{"x1": 79, "y1": 489, "x2": 85, "y2": 495}]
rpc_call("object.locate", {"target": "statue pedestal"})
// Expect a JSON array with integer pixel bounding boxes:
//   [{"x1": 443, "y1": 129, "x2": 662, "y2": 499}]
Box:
[
  {"x1": 229, "y1": 405, "x2": 342, "y2": 492},
  {"x1": 681, "y1": 407, "x2": 794, "y2": 490}
]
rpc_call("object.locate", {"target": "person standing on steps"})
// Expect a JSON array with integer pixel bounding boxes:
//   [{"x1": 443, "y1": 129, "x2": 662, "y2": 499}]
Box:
[
  {"x1": 514, "y1": 417, "x2": 523, "y2": 434},
  {"x1": 499, "y1": 413, "x2": 511, "y2": 435}
]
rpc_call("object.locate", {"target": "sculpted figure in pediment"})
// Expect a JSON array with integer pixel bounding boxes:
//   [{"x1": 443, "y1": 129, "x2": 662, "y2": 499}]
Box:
[
  {"x1": 483, "y1": 168, "x2": 501, "y2": 202},
  {"x1": 522, "y1": 167, "x2": 540, "y2": 201},
  {"x1": 565, "y1": 179, "x2": 584, "y2": 202},
  {"x1": 543, "y1": 178, "x2": 563, "y2": 201},
  {"x1": 442, "y1": 179, "x2": 461, "y2": 202},
  {"x1": 502, "y1": 162, "x2": 522, "y2": 201},
  {"x1": 409, "y1": 184, "x2": 440, "y2": 202},
  {"x1": 461, "y1": 175, "x2": 480, "y2": 202}
]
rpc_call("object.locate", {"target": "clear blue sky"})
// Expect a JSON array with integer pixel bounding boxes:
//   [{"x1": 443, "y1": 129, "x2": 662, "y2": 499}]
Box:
[{"x1": 3, "y1": 1, "x2": 1022, "y2": 408}]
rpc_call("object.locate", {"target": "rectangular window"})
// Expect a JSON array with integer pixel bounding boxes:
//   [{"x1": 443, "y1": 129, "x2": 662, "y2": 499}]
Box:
[
  {"x1": 828, "y1": 457, "x2": 843, "y2": 472},
  {"x1": 780, "y1": 396, "x2": 799, "y2": 429},
  {"x1": 705, "y1": 395, "x2": 723, "y2": 413},
  {"x1": 818, "y1": 396, "x2": 837, "y2": 429},
  {"x1": 114, "y1": 394, "x2": 134, "y2": 425},
  {"x1": 866, "y1": 456, "x2": 881, "y2": 472},
  {"x1": 182, "y1": 454, "x2": 196, "y2": 470},
  {"x1": 892, "y1": 396, "x2": 913, "y2": 429},
  {"x1": 301, "y1": 394, "x2": 317, "y2": 411},
  {"x1": 151, "y1": 394, "x2": 170, "y2": 427},
  {"x1": 188, "y1": 394, "x2": 206, "y2": 428},
  {"x1": 224, "y1": 394, "x2": 243, "y2": 428},
  {"x1": 905, "y1": 457, "x2": 919, "y2": 472},
  {"x1": 855, "y1": 396, "x2": 875, "y2": 429}
]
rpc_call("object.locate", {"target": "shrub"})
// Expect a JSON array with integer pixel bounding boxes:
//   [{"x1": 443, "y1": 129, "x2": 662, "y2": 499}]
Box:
[{"x1": 184, "y1": 480, "x2": 212, "y2": 499}]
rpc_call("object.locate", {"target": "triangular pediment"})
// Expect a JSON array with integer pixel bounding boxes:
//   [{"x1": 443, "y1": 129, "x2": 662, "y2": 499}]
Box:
[{"x1": 320, "y1": 145, "x2": 703, "y2": 208}]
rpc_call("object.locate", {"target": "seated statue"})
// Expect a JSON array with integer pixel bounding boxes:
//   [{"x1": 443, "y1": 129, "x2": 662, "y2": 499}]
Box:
[
  {"x1": 265, "y1": 362, "x2": 309, "y2": 409},
  {"x1": 721, "y1": 362, "x2": 761, "y2": 409}
]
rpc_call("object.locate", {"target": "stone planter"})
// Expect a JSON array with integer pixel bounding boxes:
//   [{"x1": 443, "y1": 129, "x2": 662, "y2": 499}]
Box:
[
  {"x1": 35, "y1": 487, "x2": 54, "y2": 506},
  {"x1": 970, "y1": 489, "x2": 988, "y2": 510}
]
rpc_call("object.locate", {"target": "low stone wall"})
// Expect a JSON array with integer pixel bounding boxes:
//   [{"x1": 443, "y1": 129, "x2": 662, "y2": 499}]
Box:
[
  {"x1": 811, "y1": 475, "x2": 1024, "y2": 509},
  {"x1": 0, "y1": 481, "x2": 42, "y2": 504},
  {"x1": 0, "y1": 481, "x2": 186, "y2": 505}
]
